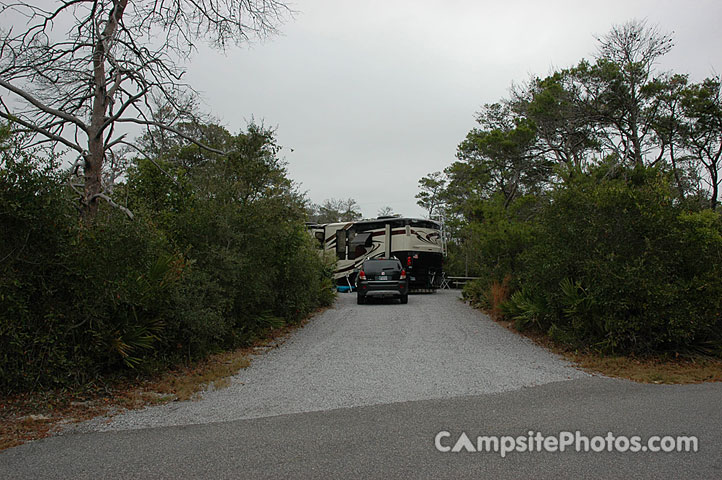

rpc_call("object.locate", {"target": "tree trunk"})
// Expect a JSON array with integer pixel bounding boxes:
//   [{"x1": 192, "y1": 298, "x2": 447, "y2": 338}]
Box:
[
  {"x1": 82, "y1": 145, "x2": 103, "y2": 221},
  {"x1": 629, "y1": 100, "x2": 644, "y2": 165},
  {"x1": 80, "y1": 0, "x2": 128, "y2": 222},
  {"x1": 711, "y1": 171, "x2": 719, "y2": 211},
  {"x1": 669, "y1": 142, "x2": 686, "y2": 201}
]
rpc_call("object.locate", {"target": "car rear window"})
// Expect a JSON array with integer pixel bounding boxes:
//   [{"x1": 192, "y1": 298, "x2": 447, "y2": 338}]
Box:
[{"x1": 363, "y1": 260, "x2": 401, "y2": 274}]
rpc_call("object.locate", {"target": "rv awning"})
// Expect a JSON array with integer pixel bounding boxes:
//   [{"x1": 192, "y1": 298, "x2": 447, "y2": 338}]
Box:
[{"x1": 350, "y1": 232, "x2": 372, "y2": 246}]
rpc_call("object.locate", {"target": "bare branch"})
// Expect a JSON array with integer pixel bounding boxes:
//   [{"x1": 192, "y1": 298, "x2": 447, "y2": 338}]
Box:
[
  {"x1": 113, "y1": 139, "x2": 181, "y2": 186},
  {"x1": 1, "y1": 0, "x2": 291, "y2": 220},
  {"x1": 115, "y1": 117, "x2": 228, "y2": 155},
  {"x1": 0, "y1": 110, "x2": 84, "y2": 153},
  {"x1": 0, "y1": 78, "x2": 88, "y2": 131},
  {"x1": 89, "y1": 192, "x2": 134, "y2": 219}
]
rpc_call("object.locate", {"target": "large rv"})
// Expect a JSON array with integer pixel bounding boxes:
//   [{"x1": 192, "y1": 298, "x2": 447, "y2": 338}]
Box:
[{"x1": 310, "y1": 217, "x2": 444, "y2": 291}]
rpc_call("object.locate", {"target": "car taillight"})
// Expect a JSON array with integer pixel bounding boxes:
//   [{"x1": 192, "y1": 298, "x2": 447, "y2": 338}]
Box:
[
  {"x1": 400, "y1": 269, "x2": 406, "y2": 280},
  {"x1": 407, "y1": 256, "x2": 412, "y2": 266},
  {"x1": 359, "y1": 270, "x2": 366, "y2": 280}
]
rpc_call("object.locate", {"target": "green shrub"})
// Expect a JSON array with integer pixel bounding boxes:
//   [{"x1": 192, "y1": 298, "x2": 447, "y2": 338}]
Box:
[
  {"x1": 506, "y1": 166, "x2": 722, "y2": 355},
  {"x1": 456, "y1": 194, "x2": 538, "y2": 288},
  {"x1": 462, "y1": 279, "x2": 489, "y2": 307},
  {"x1": 1, "y1": 124, "x2": 336, "y2": 392},
  {"x1": 501, "y1": 288, "x2": 551, "y2": 331}
]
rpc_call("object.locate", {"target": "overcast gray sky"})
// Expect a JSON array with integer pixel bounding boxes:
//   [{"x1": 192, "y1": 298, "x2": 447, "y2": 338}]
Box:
[{"x1": 89, "y1": 2, "x2": 722, "y2": 217}]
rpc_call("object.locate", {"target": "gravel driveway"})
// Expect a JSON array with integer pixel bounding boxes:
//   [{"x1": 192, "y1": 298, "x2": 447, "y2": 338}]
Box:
[{"x1": 72, "y1": 290, "x2": 587, "y2": 433}]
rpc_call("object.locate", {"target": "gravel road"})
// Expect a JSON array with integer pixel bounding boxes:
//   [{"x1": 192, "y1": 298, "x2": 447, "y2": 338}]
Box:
[{"x1": 71, "y1": 290, "x2": 587, "y2": 433}]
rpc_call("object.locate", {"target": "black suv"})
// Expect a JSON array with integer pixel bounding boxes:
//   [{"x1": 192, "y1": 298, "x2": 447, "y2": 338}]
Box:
[{"x1": 356, "y1": 258, "x2": 408, "y2": 304}]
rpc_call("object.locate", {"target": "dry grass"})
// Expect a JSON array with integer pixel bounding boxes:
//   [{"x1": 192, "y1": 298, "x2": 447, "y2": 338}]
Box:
[
  {"x1": 1, "y1": 386, "x2": 135, "y2": 451},
  {"x1": 490, "y1": 316, "x2": 722, "y2": 384},
  {"x1": 151, "y1": 351, "x2": 251, "y2": 401},
  {"x1": 0, "y1": 312, "x2": 320, "y2": 452},
  {"x1": 0, "y1": 348, "x2": 252, "y2": 451},
  {"x1": 488, "y1": 275, "x2": 511, "y2": 319},
  {"x1": 564, "y1": 351, "x2": 722, "y2": 384}
]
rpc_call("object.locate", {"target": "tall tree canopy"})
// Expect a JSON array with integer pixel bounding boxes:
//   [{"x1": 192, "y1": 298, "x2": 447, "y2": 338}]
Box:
[{"x1": 680, "y1": 77, "x2": 722, "y2": 210}]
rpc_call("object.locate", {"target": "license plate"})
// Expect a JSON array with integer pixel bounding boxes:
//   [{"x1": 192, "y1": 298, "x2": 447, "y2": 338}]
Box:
[{"x1": 378, "y1": 274, "x2": 388, "y2": 280}]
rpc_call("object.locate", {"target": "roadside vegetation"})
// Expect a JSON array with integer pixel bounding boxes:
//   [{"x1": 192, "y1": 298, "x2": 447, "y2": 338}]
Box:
[
  {"x1": 0, "y1": 122, "x2": 336, "y2": 395},
  {"x1": 0, "y1": 316, "x2": 318, "y2": 451},
  {"x1": 0, "y1": 0, "x2": 338, "y2": 449},
  {"x1": 0, "y1": 0, "x2": 339, "y2": 397},
  {"x1": 418, "y1": 20, "x2": 722, "y2": 369}
]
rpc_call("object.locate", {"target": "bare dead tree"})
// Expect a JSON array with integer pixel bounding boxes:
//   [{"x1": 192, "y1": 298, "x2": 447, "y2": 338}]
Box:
[
  {"x1": 376, "y1": 206, "x2": 396, "y2": 217},
  {"x1": 0, "y1": 0, "x2": 289, "y2": 220},
  {"x1": 594, "y1": 19, "x2": 674, "y2": 166}
]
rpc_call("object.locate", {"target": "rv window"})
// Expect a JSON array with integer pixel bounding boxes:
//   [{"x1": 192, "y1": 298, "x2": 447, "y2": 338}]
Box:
[
  {"x1": 335, "y1": 229, "x2": 347, "y2": 260},
  {"x1": 355, "y1": 221, "x2": 382, "y2": 232},
  {"x1": 410, "y1": 220, "x2": 440, "y2": 229},
  {"x1": 314, "y1": 231, "x2": 325, "y2": 247},
  {"x1": 349, "y1": 232, "x2": 372, "y2": 247},
  {"x1": 348, "y1": 232, "x2": 372, "y2": 260}
]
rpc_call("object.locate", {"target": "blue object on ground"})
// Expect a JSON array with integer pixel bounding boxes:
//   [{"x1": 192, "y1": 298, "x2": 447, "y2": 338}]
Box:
[{"x1": 337, "y1": 286, "x2": 351, "y2": 293}]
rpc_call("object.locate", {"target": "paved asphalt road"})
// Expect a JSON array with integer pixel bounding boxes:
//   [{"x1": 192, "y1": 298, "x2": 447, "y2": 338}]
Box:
[{"x1": 2, "y1": 291, "x2": 721, "y2": 479}]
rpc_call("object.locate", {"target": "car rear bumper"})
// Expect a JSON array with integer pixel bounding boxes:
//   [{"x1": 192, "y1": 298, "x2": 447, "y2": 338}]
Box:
[
  {"x1": 363, "y1": 289, "x2": 403, "y2": 298},
  {"x1": 358, "y1": 281, "x2": 407, "y2": 297}
]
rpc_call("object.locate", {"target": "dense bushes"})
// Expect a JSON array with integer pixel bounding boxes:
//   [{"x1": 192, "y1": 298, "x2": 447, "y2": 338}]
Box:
[
  {"x1": 0, "y1": 126, "x2": 335, "y2": 392},
  {"x1": 458, "y1": 194, "x2": 538, "y2": 293},
  {"x1": 463, "y1": 166, "x2": 722, "y2": 356},
  {"x1": 421, "y1": 21, "x2": 722, "y2": 358}
]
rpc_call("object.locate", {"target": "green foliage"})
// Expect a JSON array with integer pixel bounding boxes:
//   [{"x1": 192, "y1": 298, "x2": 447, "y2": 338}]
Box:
[
  {"x1": 680, "y1": 76, "x2": 722, "y2": 210},
  {"x1": 516, "y1": 70, "x2": 600, "y2": 174},
  {"x1": 449, "y1": 103, "x2": 551, "y2": 215},
  {"x1": 420, "y1": 21, "x2": 722, "y2": 359},
  {"x1": 454, "y1": 163, "x2": 722, "y2": 357},
  {"x1": 0, "y1": 123, "x2": 334, "y2": 392},
  {"x1": 415, "y1": 171, "x2": 447, "y2": 218},
  {"x1": 125, "y1": 122, "x2": 335, "y2": 348},
  {"x1": 308, "y1": 197, "x2": 362, "y2": 223},
  {"x1": 501, "y1": 289, "x2": 550, "y2": 331},
  {"x1": 1, "y1": 141, "x2": 82, "y2": 388},
  {"x1": 460, "y1": 279, "x2": 486, "y2": 306},
  {"x1": 448, "y1": 194, "x2": 537, "y2": 284},
  {"x1": 507, "y1": 166, "x2": 722, "y2": 355}
]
